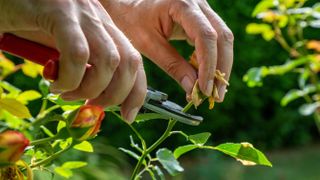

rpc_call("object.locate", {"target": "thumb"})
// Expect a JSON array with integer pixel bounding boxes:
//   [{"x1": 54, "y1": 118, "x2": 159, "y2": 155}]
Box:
[{"x1": 143, "y1": 36, "x2": 197, "y2": 94}]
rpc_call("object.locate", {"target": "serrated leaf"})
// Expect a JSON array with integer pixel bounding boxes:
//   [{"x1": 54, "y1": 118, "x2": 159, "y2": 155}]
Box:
[
  {"x1": 135, "y1": 113, "x2": 168, "y2": 122},
  {"x1": 174, "y1": 145, "x2": 198, "y2": 159},
  {"x1": 17, "y1": 90, "x2": 42, "y2": 104},
  {"x1": 62, "y1": 161, "x2": 87, "y2": 169},
  {"x1": 188, "y1": 132, "x2": 211, "y2": 146},
  {"x1": 153, "y1": 166, "x2": 165, "y2": 180},
  {"x1": 73, "y1": 141, "x2": 94, "y2": 152},
  {"x1": 54, "y1": 167, "x2": 73, "y2": 179},
  {"x1": 0, "y1": 98, "x2": 32, "y2": 118},
  {"x1": 156, "y1": 148, "x2": 184, "y2": 176},
  {"x1": 213, "y1": 142, "x2": 272, "y2": 167}
]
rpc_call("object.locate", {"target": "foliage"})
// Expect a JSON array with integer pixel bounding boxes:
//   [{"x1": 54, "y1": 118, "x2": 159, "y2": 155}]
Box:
[
  {"x1": 0, "y1": 52, "x2": 271, "y2": 179},
  {"x1": 244, "y1": 0, "x2": 320, "y2": 131}
]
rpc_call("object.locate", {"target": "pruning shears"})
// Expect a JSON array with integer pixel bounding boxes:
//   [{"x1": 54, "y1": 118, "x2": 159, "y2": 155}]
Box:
[{"x1": 0, "y1": 33, "x2": 203, "y2": 126}]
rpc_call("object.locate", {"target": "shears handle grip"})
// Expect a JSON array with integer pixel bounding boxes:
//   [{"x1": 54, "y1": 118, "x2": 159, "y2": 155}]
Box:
[{"x1": 0, "y1": 33, "x2": 90, "y2": 81}]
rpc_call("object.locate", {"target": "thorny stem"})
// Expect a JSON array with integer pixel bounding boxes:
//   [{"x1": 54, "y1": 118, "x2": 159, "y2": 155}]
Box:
[{"x1": 130, "y1": 101, "x2": 193, "y2": 180}]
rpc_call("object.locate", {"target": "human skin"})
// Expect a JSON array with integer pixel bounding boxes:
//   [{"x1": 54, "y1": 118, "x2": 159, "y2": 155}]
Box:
[
  {"x1": 0, "y1": 0, "x2": 146, "y2": 123},
  {"x1": 99, "y1": 0, "x2": 234, "y2": 101}
]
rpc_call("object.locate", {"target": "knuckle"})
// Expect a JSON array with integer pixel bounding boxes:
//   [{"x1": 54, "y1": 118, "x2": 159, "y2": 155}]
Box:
[
  {"x1": 174, "y1": 0, "x2": 191, "y2": 9},
  {"x1": 69, "y1": 45, "x2": 90, "y2": 64},
  {"x1": 107, "y1": 51, "x2": 120, "y2": 70},
  {"x1": 201, "y1": 28, "x2": 218, "y2": 41},
  {"x1": 163, "y1": 59, "x2": 181, "y2": 78},
  {"x1": 127, "y1": 52, "x2": 142, "y2": 72},
  {"x1": 221, "y1": 29, "x2": 234, "y2": 42}
]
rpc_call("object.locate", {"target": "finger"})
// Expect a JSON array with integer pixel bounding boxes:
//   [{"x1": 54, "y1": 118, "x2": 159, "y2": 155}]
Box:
[
  {"x1": 49, "y1": 20, "x2": 89, "y2": 93},
  {"x1": 200, "y1": 4, "x2": 234, "y2": 102},
  {"x1": 169, "y1": 1, "x2": 218, "y2": 96},
  {"x1": 61, "y1": 4, "x2": 120, "y2": 100},
  {"x1": 88, "y1": 10, "x2": 142, "y2": 107},
  {"x1": 140, "y1": 34, "x2": 197, "y2": 94},
  {"x1": 120, "y1": 66, "x2": 147, "y2": 124}
]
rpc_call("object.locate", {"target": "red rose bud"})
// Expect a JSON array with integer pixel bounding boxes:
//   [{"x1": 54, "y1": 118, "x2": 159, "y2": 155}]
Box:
[
  {"x1": 68, "y1": 105, "x2": 105, "y2": 141},
  {"x1": 0, "y1": 131, "x2": 29, "y2": 165}
]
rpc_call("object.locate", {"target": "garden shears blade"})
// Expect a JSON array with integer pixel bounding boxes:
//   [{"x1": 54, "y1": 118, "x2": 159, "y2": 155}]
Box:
[
  {"x1": 0, "y1": 33, "x2": 203, "y2": 126},
  {"x1": 144, "y1": 88, "x2": 203, "y2": 126}
]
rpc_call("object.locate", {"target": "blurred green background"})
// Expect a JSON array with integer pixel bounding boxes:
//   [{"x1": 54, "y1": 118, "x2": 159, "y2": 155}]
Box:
[{"x1": 10, "y1": 0, "x2": 319, "y2": 179}]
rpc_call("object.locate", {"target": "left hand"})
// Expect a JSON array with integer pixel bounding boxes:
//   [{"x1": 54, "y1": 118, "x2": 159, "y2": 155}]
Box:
[{"x1": 100, "y1": 0, "x2": 234, "y2": 101}]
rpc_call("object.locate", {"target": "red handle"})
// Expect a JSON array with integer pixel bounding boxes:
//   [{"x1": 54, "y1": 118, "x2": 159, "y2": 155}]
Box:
[{"x1": 0, "y1": 33, "x2": 59, "y2": 80}]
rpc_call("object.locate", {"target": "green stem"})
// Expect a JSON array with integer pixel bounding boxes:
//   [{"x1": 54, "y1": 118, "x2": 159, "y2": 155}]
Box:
[
  {"x1": 130, "y1": 101, "x2": 193, "y2": 180},
  {"x1": 30, "y1": 136, "x2": 57, "y2": 146},
  {"x1": 129, "y1": 125, "x2": 147, "y2": 150},
  {"x1": 30, "y1": 143, "x2": 73, "y2": 168}
]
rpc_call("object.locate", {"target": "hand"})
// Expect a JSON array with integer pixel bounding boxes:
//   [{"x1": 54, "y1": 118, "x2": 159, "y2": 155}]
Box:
[
  {"x1": 100, "y1": 0, "x2": 233, "y2": 101},
  {"x1": 0, "y1": 0, "x2": 146, "y2": 123}
]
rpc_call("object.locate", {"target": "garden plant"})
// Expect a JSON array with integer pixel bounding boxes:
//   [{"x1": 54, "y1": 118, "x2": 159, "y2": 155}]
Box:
[{"x1": 245, "y1": 0, "x2": 320, "y2": 132}]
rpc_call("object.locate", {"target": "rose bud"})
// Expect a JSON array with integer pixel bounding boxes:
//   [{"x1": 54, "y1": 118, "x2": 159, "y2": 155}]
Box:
[
  {"x1": 0, "y1": 131, "x2": 29, "y2": 165},
  {"x1": 67, "y1": 105, "x2": 105, "y2": 141}
]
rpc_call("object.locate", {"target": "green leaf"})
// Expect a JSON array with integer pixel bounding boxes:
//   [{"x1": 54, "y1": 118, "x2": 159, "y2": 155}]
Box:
[
  {"x1": 246, "y1": 23, "x2": 272, "y2": 34},
  {"x1": 46, "y1": 94, "x2": 84, "y2": 106},
  {"x1": 57, "y1": 121, "x2": 66, "y2": 132},
  {"x1": 73, "y1": 141, "x2": 94, "y2": 152},
  {"x1": 174, "y1": 145, "x2": 198, "y2": 159},
  {"x1": 54, "y1": 167, "x2": 73, "y2": 179},
  {"x1": 119, "y1": 147, "x2": 140, "y2": 161},
  {"x1": 252, "y1": 0, "x2": 275, "y2": 16},
  {"x1": 38, "y1": 79, "x2": 50, "y2": 96},
  {"x1": 135, "y1": 113, "x2": 169, "y2": 122},
  {"x1": 188, "y1": 132, "x2": 211, "y2": 146},
  {"x1": 214, "y1": 142, "x2": 272, "y2": 167},
  {"x1": 243, "y1": 67, "x2": 265, "y2": 87},
  {"x1": 0, "y1": 98, "x2": 32, "y2": 118},
  {"x1": 40, "y1": 125, "x2": 54, "y2": 137},
  {"x1": 62, "y1": 161, "x2": 88, "y2": 169},
  {"x1": 281, "y1": 85, "x2": 317, "y2": 106},
  {"x1": 152, "y1": 166, "x2": 165, "y2": 180},
  {"x1": 299, "y1": 102, "x2": 320, "y2": 116},
  {"x1": 0, "y1": 81, "x2": 21, "y2": 96},
  {"x1": 156, "y1": 148, "x2": 184, "y2": 176},
  {"x1": 17, "y1": 90, "x2": 42, "y2": 104}
]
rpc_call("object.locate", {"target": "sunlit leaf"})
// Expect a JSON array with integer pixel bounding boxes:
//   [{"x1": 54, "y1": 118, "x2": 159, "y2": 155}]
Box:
[
  {"x1": 57, "y1": 121, "x2": 66, "y2": 132},
  {"x1": 299, "y1": 102, "x2": 320, "y2": 116},
  {"x1": 54, "y1": 167, "x2": 73, "y2": 179},
  {"x1": 188, "y1": 132, "x2": 211, "y2": 146},
  {"x1": 21, "y1": 60, "x2": 43, "y2": 78},
  {"x1": 252, "y1": 0, "x2": 275, "y2": 17},
  {"x1": 281, "y1": 85, "x2": 316, "y2": 106},
  {"x1": 174, "y1": 145, "x2": 198, "y2": 159},
  {"x1": 17, "y1": 90, "x2": 42, "y2": 104},
  {"x1": 119, "y1": 147, "x2": 140, "y2": 161},
  {"x1": 46, "y1": 93, "x2": 84, "y2": 106},
  {"x1": 213, "y1": 142, "x2": 272, "y2": 167},
  {"x1": 156, "y1": 148, "x2": 184, "y2": 176},
  {"x1": 62, "y1": 161, "x2": 87, "y2": 169},
  {"x1": 0, "y1": 98, "x2": 31, "y2": 118},
  {"x1": 73, "y1": 141, "x2": 94, "y2": 153}
]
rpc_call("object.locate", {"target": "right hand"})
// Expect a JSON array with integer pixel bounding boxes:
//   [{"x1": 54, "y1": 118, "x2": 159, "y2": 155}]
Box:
[{"x1": 0, "y1": 0, "x2": 146, "y2": 123}]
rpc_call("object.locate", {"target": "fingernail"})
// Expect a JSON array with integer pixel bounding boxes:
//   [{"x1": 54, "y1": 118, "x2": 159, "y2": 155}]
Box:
[
  {"x1": 218, "y1": 85, "x2": 227, "y2": 102},
  {"x1": 181, "y1": 76, "x2": 194, "y2": 94},
  {"x1": 205, "y1": 80, "x2": 214, "y2": 96},
  {"x1": 125, "y1": 107, "x2": 140, "y2": 124}
]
